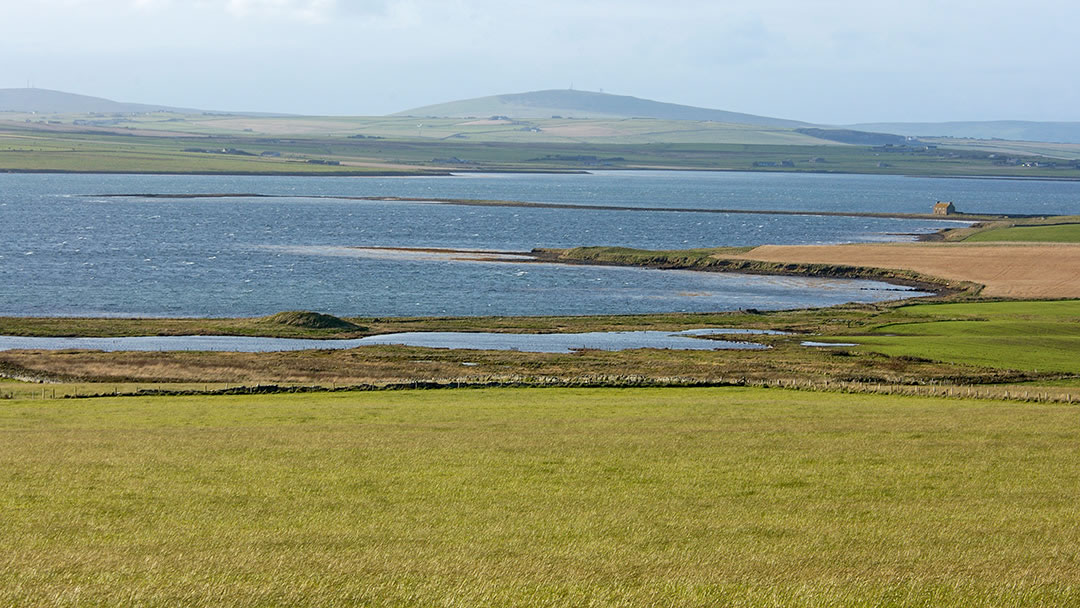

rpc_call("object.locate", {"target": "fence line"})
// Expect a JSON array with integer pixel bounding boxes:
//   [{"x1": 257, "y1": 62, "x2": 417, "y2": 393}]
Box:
[{"x1": 0, "y1": 374, "x2": 1059, "y2": 404}]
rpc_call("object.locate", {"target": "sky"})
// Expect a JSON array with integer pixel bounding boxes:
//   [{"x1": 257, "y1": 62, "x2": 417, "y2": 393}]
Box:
[{"x1": 3, "y1": 0, "x2": 1079, "y2": 123}]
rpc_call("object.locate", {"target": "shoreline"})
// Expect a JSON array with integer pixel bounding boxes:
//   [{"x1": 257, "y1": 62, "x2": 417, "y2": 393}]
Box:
[
  {"x1": 0, "y1": 168, "x2": 447, "y2": 177},
  {"x1": 910, "y1": 174, "x2": 1080, "y2": 183},
  {"x1": 0, "y1": 168, "x2": 588, "y2": 177},
  {"x1": 528, "y1": 247, "x2": 972, "y2": 297},
  {"x1": 89, "y1": 193, "x2": 1007, "y2": 222},
  {"x1": 0, "y1": 245, "x2": 964, "y2": 337},
  {"x1": 344, "y1": 245, "x2": 961, "y2": 296},
  {"x1": 4, "y1": 165, "x2": 1080, "y2": 181}
]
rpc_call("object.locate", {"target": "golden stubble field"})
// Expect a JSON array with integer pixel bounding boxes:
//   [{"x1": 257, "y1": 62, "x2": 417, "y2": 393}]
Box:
[{"x1": 726, "y1": 242, "x2": 1080, "y2": 298}]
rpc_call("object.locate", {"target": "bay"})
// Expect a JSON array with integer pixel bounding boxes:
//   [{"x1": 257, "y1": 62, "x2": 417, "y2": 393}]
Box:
[{"x1": 2, "y1": 171, "x2": 1075, "y2": 317}]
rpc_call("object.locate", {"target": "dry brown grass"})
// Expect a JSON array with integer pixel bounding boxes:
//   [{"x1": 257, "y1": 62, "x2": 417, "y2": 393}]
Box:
[
  {"x1": 0, "y1": 342, "x2": 1037, "y2": 388},
  {"x1": 726, "y1": 243, "x2": 1080, "y2": 298}
]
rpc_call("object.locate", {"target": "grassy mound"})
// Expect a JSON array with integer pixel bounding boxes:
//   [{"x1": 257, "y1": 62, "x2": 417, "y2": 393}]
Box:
[{"x1": 260, "y1": 311, "x2": 360, "y2": 331}]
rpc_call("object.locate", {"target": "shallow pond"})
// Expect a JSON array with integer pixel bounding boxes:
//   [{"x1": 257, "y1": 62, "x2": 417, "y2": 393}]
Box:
[{"x1": 0, "y1": 328, "x2": 787, "y2": 354}]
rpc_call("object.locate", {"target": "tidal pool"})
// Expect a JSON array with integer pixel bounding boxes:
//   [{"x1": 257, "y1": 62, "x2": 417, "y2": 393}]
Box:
[{"x1": 0, "y1": 328, "x2": 787, "y2": 354}]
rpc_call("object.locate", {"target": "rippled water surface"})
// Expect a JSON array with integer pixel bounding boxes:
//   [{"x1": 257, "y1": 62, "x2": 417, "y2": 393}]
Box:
[{"x1": 2, "y1": 171, "x2": 1075, "y2": 317}]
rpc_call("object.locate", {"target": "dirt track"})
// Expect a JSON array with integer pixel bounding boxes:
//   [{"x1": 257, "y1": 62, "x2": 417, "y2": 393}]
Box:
[{"x1": 725, "y1": 243, "x2": 1080, "y2": 298}]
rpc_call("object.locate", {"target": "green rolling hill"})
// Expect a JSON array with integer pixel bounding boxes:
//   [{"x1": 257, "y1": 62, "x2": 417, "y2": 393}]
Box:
[
  {"x1": 394, "y1": 89, "x2": 809, "y2": 127},
  {"x1": 0, "y1": 87, "x2": 204, "y2": 114}
]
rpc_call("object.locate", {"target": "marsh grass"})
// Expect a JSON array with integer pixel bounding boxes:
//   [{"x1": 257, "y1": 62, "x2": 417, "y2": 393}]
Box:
[
  {"x1": 1, "y1": 387, "x2": 1078, "y2": 606},
  {"x1": 0, "y1": 340, "x2": 1039, "y2": 390},
  {"x1": 3, "y1": 301, "x2": 1077, "y2": 397},
  {"x1": 0, "y1": 313, "x2": 369, "y2": 339},
  {"x1": 0, "y1": 305, "x2": 888, "y2": 340}
]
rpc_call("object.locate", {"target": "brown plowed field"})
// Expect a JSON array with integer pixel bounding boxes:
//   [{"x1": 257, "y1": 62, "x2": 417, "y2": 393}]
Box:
[{"x1": 724, "y1": 243, "x2": 1080, "y2": 298}]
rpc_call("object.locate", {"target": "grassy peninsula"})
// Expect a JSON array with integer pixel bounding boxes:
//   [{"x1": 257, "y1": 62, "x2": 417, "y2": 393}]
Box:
[{"x1": 540, "y1": 246, "x2": 981, "y2": 295}]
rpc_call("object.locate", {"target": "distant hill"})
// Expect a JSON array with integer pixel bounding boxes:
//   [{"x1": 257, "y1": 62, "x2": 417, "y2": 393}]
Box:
[
  {"x1": 0, "y1": 88, "x2": 205, "y2": 114},
  {"x1": 395, "y1": 89, "x2": 808, "y2": 128},
  {"x1": 849, "y1": 121, "x2": 1080, "y2": 145},
  {"x1": 9, "y1": 87, "x2": 1079, "y2": 148},
  {"x1": 795, "y1": 128, "x2": 912, "y2": 146}
]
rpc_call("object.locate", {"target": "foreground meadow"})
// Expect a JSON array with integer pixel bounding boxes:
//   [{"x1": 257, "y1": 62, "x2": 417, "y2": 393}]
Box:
[{"x1": 1, "y1": 387, "x2": 1077, "y2": 606}]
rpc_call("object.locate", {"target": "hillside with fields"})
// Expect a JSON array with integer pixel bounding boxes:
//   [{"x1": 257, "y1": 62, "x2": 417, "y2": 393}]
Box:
[
  {"x1": 5, "y1": 87, "x2": 1080, "y2": 173},
  {"x1": 851, "y1": 120, "x2": 1080, "y2": 144},
  {"x1": 7, "y1": 87, "x2": 1080, "y2": 149},
  {"x1": 0, "y1": 87, "x2": 203, "y2": 114},
  {"x1": 394, "y1": 89, "x2": 809, "y2": 127}
]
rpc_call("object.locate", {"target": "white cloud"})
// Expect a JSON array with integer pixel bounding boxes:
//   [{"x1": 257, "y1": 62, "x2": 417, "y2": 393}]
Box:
[
  {"x1": 6, "y1": 0, "x2": 380, "y2": 22},
  {"x1": 222, "y1": 0, "x2": 338, "y2": 23}
]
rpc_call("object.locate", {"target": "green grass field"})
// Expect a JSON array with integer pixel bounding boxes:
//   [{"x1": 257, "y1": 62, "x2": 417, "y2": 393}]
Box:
[
  {"x1": 841, "y1": 300, "x2": 1080, "y2": 373},
  {"x1": 1, "y1": 112, "x2": 853, "y2": 144},
  {"x1": 5, "y1": 118, "x2": 1080, "y2": 177},
  {"x1": 0, "y1": 128, "x2": 433, "y2": 175},
  {"x1": 922, "y1": 137, "x2": 1080, "y2": 161},
  {"x1": 1, "y1": 386, "x2": 1078, "y2": 606},
  {"x1": 963, "y1": 223, "x2": 1080, "y2": 243}
]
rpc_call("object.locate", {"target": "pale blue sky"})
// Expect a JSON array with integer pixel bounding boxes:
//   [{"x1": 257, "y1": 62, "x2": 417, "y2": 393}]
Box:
[{"x1": 3, "y1": 0, "x2": 1078, "y2": 123}]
